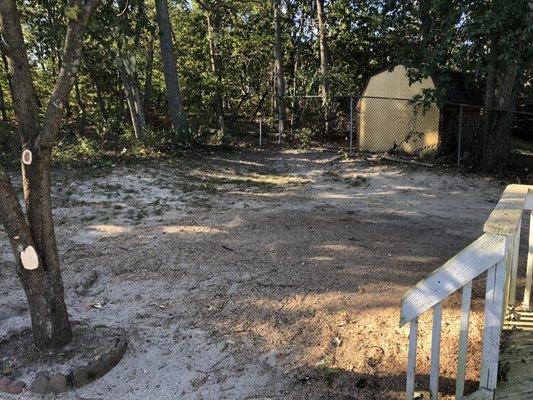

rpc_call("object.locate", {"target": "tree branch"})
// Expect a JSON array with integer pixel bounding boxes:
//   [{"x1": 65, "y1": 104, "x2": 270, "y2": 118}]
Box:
[
  {"x1": 0, "y1": 0, "x2": 41, "y2": 146},
  {"x1": 0, "y1": 164, "x2": 33, "y2": 254},
  {"x1": 36, "y1": 0, "x2": 98, "y2": 151}
]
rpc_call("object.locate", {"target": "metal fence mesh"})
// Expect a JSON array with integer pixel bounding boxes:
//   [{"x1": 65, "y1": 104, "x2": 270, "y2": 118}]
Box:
[{"x1": 255, "y1": 95, "x2": 532, "y2": 169}]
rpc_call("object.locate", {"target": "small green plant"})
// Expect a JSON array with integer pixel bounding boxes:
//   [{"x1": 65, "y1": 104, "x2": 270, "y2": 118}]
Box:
[
  {"x1": 54, "y1": 137, "x2": 100, "y2": 162},
  {"x1": 293, "y1": 127, "x2": 316, "y2": 148}
]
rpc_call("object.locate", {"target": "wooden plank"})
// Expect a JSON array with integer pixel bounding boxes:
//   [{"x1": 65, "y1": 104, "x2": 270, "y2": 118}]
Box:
[
  {"x1": 456, "y1": 281, "x2": 472, "y2": 400},
  {"x1": 429, "y1": 302, "x2": 442, "y2": 400},
  {"x1": 406, "y1": 318, "x2": 418, "y2": 400},
  {"x1": 524, "y1": 211, "x2": 533, "y2": 308},
  {"x1": 484, "y1": 184, "x2": 532, "y2": 236},
  {"x1": 380, "y1": 155, "x2": 434, "y2": 168},
  {"x1": 479, "y1": 260, "x2": 506, "y2": 390},
  {"x1": 400, "y1": 234, "x2": 506, "y2": 326}
]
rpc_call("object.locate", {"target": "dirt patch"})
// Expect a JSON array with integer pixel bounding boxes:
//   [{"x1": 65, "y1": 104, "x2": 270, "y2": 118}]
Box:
[
  {"x1": 0, "y1": 324, "x2": 126, "y2": 394},
  {"x1": 0, "y1": 148, "x2": 507, "y2": 399}
]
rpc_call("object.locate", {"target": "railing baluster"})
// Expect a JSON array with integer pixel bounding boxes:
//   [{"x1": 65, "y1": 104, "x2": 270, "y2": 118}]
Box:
[
  {"x1": 524, "y1": 211, "x2": 533, "y2": 309},
  {"x1": 406, "y1": 317, "x2": 418, "y2": 400},
  {"x1": 508, "y1": 216, "x2": 521, "y2": 307},
  {"x1": 430, "y1": 302, "x2": 443, "y2": 399},
  {"x1": 455, "y1": 281, "x2": 472, "y2": 400},
  {"x1": 479, "y1": 258, "x2": 507, "y2": 390}
]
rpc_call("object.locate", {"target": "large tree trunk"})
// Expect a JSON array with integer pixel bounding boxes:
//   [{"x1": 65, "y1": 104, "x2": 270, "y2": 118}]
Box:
[
  {"x1": 154, "y1": 0, "x2": 189, "y2": 138},
  {"x1": 274, "y1": 0, "x2": 287, "y2": 138},
  {"x1": 0, "y1": 0, "x2": 97, "y2": 350},
  {"x1": 481, "y1": 1, "x2": 531, "y2": 171},
  {"x1": 206, "y1": 12, "x2": 226, "y2": 136}
]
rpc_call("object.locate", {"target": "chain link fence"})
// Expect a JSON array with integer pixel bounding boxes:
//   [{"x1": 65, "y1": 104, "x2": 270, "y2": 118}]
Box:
[{"x1": 251, "y1": 95, "x2": 532, "y2": 170}]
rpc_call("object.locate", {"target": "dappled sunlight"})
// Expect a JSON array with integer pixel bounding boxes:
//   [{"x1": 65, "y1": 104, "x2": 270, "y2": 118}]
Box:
[
  {"x1": 308, "y1": 255, "x2": 335, "y2": 262},
  {"x1": 89, "y1": 224, "x2": 131, "y2": 235},
  {"x1": 317, "y1": 244, "x2": 359, "y2": 252},
  {"x1": 318, "y1": 192, "x2": 353, "y2": 199},
  {"x1": 160, "y1": 225, "x2": 227, "y2": 235}
]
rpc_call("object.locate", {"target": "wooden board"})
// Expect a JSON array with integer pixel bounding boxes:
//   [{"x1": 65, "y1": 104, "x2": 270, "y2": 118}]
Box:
[
  {"x1": 484, "y1": 185, "x2": 533, "y2": 235},
  {"x1": 496, "y1": 310, "x2": 533, "y2": 399},
  {"x1": 400, "y1": 233, "x2": 506, "y2": 326}
]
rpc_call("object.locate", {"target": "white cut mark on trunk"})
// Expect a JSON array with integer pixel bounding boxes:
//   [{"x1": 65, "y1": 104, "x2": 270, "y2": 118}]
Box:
[
  {"x1": 22, "y1": 149, "x2": 32, "y2": 165},
  {"x1": 20, "y1": 246, "x2": 39, "y2": 270}
]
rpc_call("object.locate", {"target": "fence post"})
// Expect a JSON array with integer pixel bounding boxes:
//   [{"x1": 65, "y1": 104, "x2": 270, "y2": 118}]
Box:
[
  {"x1": 349, "y1": 96, "x2": 354, "y2": 154},
  {"x1": 457, "y1": 104, "x2": 463, "y2": 167},
  {"x1": 259, "y1": 115, "x2": 262, "y2": 148}
]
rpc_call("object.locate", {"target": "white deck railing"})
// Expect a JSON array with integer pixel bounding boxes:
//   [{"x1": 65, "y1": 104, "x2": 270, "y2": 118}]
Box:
[{"x1": 400, "y1": 184, "x2": 533, "y2": 400}]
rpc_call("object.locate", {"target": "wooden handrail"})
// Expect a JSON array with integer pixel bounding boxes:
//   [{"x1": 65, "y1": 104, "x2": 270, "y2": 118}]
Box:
[
  {"x1": 401, "y1": 184, "x2": 533, "y2": 400},
  {"x1": 484, "y1": 185, "x2": 533, "y2": 235},
  {"x1": 400, "y1": 233, "x2": 506, "y2": 326}
]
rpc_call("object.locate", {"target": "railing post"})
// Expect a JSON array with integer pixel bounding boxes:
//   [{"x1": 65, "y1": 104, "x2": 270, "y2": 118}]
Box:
[
  {"x1": 524, "y1": 211, "x2": 533, "y2": 309},
  {"x1": 430, "y1": 302, "x2": 443, "y2": 400},
  {"x1": 406, "y1": 317, "x2": 418, "y2": 400},
  {"x1": 507, "y1": 217, "x2": 521, "y2": 308},
  {"x1": 479, "y1": 253, "x2": 508, "y2": 390},
  {"x1": 455, "y1": 281, "x2": 472, "y2": 400}
]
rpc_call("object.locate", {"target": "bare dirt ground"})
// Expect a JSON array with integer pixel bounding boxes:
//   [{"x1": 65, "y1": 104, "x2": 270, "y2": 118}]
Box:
[{"x1": 0, "y1": 148, "x2": 508, "y2": 399}]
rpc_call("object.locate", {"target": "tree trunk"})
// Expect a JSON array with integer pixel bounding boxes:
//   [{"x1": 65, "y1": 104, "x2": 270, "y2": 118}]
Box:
[
  {"x1": 119, "y1": 66, "x2": 145, "y2": 140},
  {"x1": 92, "y1": 76, "x2": 108, "y2": 121},
  {"x1": 274, "y1": 0, "x2": 287, "y2": 138},
  {"x1": 315, "y1": 0, "x2": 330, "y2": 104},
  {"x1": 143, "y1": 38, "x2": 154, "y2": 121},
  {"x1": 207, "y1": 12, "x2": 226, "y2": 136},
  {"x1": 480, "y1": 1, "x2": 531, "y2": 171},
  {"x1": 0, "y1": 0, "x2": 97, "y2": 350},
  {"x1": 154, "y1": 0, "x2": 189, "y2": 138}
]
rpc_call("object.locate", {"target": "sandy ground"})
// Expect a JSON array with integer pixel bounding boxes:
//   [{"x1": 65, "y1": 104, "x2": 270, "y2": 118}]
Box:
[{"x1": 0, "y1": 148, "x2": 511, "y2": 399}]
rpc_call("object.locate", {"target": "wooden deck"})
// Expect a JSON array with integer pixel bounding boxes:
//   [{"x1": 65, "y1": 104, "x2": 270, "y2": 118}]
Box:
[{"x1": 495, "y1": 309, "x2": 533, "y2": 399}]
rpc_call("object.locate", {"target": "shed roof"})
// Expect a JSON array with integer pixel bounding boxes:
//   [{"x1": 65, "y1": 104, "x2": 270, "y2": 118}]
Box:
[{"x1": 361, "y1": 65, "x2": 482, "y2": 106}]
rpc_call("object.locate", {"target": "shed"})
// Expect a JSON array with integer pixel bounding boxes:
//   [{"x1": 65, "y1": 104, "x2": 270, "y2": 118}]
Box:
[{"x1": 357, "y1": 65, "x2": 481, "y2": 157}]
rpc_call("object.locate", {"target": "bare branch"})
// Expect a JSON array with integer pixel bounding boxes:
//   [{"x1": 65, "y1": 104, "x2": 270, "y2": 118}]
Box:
[{"x1": 36, "y1": 0, "x2": 98, "y2": 151}]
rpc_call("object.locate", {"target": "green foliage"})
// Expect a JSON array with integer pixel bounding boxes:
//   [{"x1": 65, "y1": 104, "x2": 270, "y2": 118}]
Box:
[
  {"x1": 293, "y1": 127, "x2": 317, "y2": 148},
  {"x1": 1, "y1": 0, "x2": 529, "y2": 162}
]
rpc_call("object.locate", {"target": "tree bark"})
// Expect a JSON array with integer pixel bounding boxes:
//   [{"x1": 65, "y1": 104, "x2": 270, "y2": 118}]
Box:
[
  {"x1": 207, "y1": 12, "x2": 226, "y2": 136},
  {"x1": 0, "y1": 0, "x2": 97, "y2": 350},
  {"x1": 154, "y1": 0, "x2": 189, "y2": 139},
  {"x1": 274, "y1": 0, "x2": 287, "y2": 138}
]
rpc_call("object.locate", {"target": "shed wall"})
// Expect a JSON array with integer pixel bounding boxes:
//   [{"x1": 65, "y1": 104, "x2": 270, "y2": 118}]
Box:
[{"x1": 358, "y1": 65, "x2": 440, "y2": 155}]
